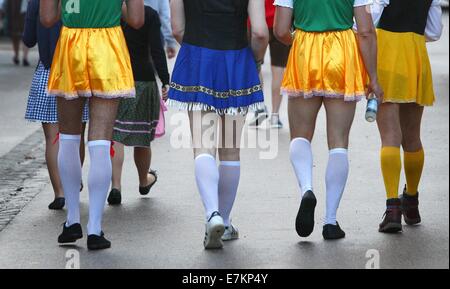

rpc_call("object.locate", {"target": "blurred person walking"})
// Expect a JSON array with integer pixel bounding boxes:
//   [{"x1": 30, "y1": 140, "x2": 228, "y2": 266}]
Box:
[
  {"x1": 0, "y1": 0, "x2": 5, "y2": 36},
  {"x1": 23, "y1": 0, "x2": 89, "y2": 210},
  {"x1": 249, "y1": 0, "x2": 291, "y2": 129},
  {"x1": 144, "y1": 0, "x2": 178, "y2": 59},
  {"x1": 108, "y1": 5, "x2": 170, "y2": 205},
  {"x1": 4, "y1": 0, "x2": 29, "y2": 65}
]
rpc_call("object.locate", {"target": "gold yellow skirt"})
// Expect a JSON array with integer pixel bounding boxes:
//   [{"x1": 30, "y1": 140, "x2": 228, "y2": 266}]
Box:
[
  {"x1": 282, "y1": 29, "x2": 368, "y2": 102},
  {"x1": 48, "y1": 26, "x2": 135, "y2": 100},
  {"x1": 377, "y1": 29, "x2": 435, "y2": 106}
]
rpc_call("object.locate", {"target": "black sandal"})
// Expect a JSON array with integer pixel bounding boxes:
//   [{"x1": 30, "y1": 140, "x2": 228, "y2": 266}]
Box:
[
  {"x1": 139, "y1": 170, "x2": 158, "y2": 196},
  {"x1": 48, "y1": 197, "x2": 65, "y2": 210}
]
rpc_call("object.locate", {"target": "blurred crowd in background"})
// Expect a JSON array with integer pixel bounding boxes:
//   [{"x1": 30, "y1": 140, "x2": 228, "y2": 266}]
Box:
[
  {"x1": 0, "y1": 0, "x2": 30, "y2": 66},
  {"x1": 1, "y1": 0, "x2": 28, "y2": 37}
]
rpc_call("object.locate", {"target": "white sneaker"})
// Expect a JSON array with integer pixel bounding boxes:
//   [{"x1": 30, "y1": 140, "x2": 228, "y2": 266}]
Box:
[
  {"x1": 248, "y1": 107, "x2": 269, "y2": 127},
  {"x1": 270, "y1": 114, "x2": 283, "y2": 129},
  {"x1": 222, "y1": 225, "x2": 239, "y2": 241},
  {"x1": 204, "y1": 212, "x2": 225, "y2": 249}
]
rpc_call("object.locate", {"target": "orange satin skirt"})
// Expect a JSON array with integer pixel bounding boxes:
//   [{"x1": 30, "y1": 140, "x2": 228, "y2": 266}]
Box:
[
  {"x1": 48, "y1": 26, "x2": 135, "y2": 100},
  {"x1": 282, "y1": 29, "x2": 368, "y2": 102}
]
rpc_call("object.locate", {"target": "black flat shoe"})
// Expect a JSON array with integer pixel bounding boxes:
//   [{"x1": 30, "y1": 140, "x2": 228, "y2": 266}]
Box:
[
  {"x1": 139, "y1": 170, "x2": 158, "y2": 196},
  {"x1": 58, "y1": 223, "x2": 83, "y2": 244},
  {"x1": 107, "y1": 188, "x2": 122, "y2": 205},
  {"x1": 23, "y1": 59, "x2": 30, "y2": 67},
  {"x1": 323, "y1": 222, "x2": 346, "y2": 240},
  {"x1": 87, "y1": 232, "x2": 111, "y2": 251},
  {"x1": 13, "y1": 57, "x2": 19, "y2": 65},
  {"x1": 48, "y1": 197, "x2": 65, "y2": 210},
  {"x1": 296, "y1": 190, "x2": 317, "y2": 238}
]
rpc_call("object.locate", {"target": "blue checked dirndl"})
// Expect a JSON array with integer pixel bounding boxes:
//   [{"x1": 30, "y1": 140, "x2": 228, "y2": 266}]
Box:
[{"x1": 25, "y1": 62, "x2": 89, "y2": 123}]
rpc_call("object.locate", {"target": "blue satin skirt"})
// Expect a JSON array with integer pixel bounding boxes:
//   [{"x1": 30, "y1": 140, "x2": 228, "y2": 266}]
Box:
[{"x1": 168, "y1": 43, "x2": 265, "y2": 115}]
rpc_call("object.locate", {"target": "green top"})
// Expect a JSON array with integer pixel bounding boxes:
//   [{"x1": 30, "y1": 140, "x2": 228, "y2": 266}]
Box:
[
  {"x1": 294, "y1": 0, "x2": 355, "y2": 32},
  {"x1": 61, "y1": 0, "x2": 123, "y2": 28}
]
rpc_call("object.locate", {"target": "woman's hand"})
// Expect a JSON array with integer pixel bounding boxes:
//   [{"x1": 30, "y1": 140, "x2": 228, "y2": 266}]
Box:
[
  {"x1": 161, "y1": 85, "x2": 170, "y2": 102},
  {"x1": 166, "y1": 46, "x2": 177, "y2": 59},
  {"x1": 368, "y1": 79, "x2": 384, "y2": 102}
]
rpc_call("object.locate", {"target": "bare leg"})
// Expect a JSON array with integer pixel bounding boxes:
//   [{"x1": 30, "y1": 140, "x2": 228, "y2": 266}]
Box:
[
  {"x1": 189, "y1": 111, "x2": 219, "y2": 158},
  {"x1": 400, "y1": 103, "x2": 424, "y2": 152},
  {"x1": 134, "y1": 146, "x2": 156, "y2": 187},
  {"x1": 271, "y1": 66, "x2": 285, "y2": 115},
  {"x1": 12, "y1": 36, "x2": 20, "y2": 61},
  {"x1": 58, "y1": 98, "x2": 86, "y2": 135},
  {"x1": 323, "y1": 98, "x2": 356, "y2": 149},
  {"x1": 288, "y1": 96, "x2": 322, "y2": 141},
  {"x1": 111, "y1": 142, "x2": 124, "y2": 190},
  {"x1": 88, "y1": 97, "x2": 120, "y2": 140},
  {"x1": 22, "y1": 46, "x2": 29, "y2": 62},
  {"x1": 377, "y1": 103, "x2": 402, "y2": 148},
  {"x1": 218, "y1": 114, "x2": 245, "y2": 162},
  {"x1": 42, "y1": 123, "x2": 64, "y2": 199}
]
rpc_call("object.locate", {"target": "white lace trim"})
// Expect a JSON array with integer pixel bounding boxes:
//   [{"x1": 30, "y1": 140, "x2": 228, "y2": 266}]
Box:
[{"x1": 166, "y1": 99, "x2": 266, "y2": 116}]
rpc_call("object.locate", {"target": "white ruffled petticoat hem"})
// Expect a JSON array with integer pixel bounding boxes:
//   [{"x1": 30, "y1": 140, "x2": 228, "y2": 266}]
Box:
[{"x1": 166, "y1": 99, "x2": 266, "y2": 116}]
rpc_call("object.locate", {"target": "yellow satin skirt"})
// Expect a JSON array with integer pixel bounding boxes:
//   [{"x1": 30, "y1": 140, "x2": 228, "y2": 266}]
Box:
[
  {"x1": 282, "y1": 29, "x2": 368, "y2": 101},
  {"x1": 48, "y1": 26, "x2": 135, "y2": 100},
  {"x1": 377, "y1": 29, "x2": 435, "y2": 106}
]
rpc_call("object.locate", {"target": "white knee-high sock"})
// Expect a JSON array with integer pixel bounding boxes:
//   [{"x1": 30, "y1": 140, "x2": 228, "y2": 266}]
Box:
[
  {"x1": 58, "y1": 134, "x2": 82, "y2": 226},
  {"x1": 195, "y1": 154, "x2": 220, "y2": 221},
  {"x1": 87, "y1": 140, "x2": 112, "y2": 236},
  {"x1": 325, "y1": 148, "x2": 349, "y2": 225},
  {"x1": 218, "y1": 161, "x2": 241, "y2": 227},
  {"x1": 290, "y1": 138, "x2": 314, "y2": 198}
]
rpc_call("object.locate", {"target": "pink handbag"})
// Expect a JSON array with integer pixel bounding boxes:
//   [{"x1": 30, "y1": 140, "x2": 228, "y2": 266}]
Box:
[{"x1": 155, "y1": 98, "x2": 168, "y2": 138}]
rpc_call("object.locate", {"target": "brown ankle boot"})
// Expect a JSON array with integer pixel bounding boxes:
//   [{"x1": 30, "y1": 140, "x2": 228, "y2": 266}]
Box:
[
  {"x1": 401, "y1": 187, "x2": 421, "y2": 225},
  {"x1": 379, "y1": 198, "x2": 403, "y2": 233}
]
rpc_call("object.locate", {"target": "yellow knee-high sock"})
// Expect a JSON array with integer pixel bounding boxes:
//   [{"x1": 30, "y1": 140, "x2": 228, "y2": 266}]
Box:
[
  {"x1": 404, "y1": 148, "x2": 425, "y2": 196},
  {"x1": 381, "y1": 147, "x2": 402, "y2": 200}
]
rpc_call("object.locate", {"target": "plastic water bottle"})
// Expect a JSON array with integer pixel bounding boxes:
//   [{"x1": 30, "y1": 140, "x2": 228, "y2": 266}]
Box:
[{"x1": 365, "y1": 93, "x2": 378, "y2": 123}]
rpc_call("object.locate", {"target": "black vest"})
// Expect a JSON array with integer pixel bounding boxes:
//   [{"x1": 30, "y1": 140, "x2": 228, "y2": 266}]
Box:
[
  {"x1": 183, "y1": 0, "x2": 249, "y2": 50},
  {"x1": 378, "y1": 0, "x2": 433, "y2": 35}
]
